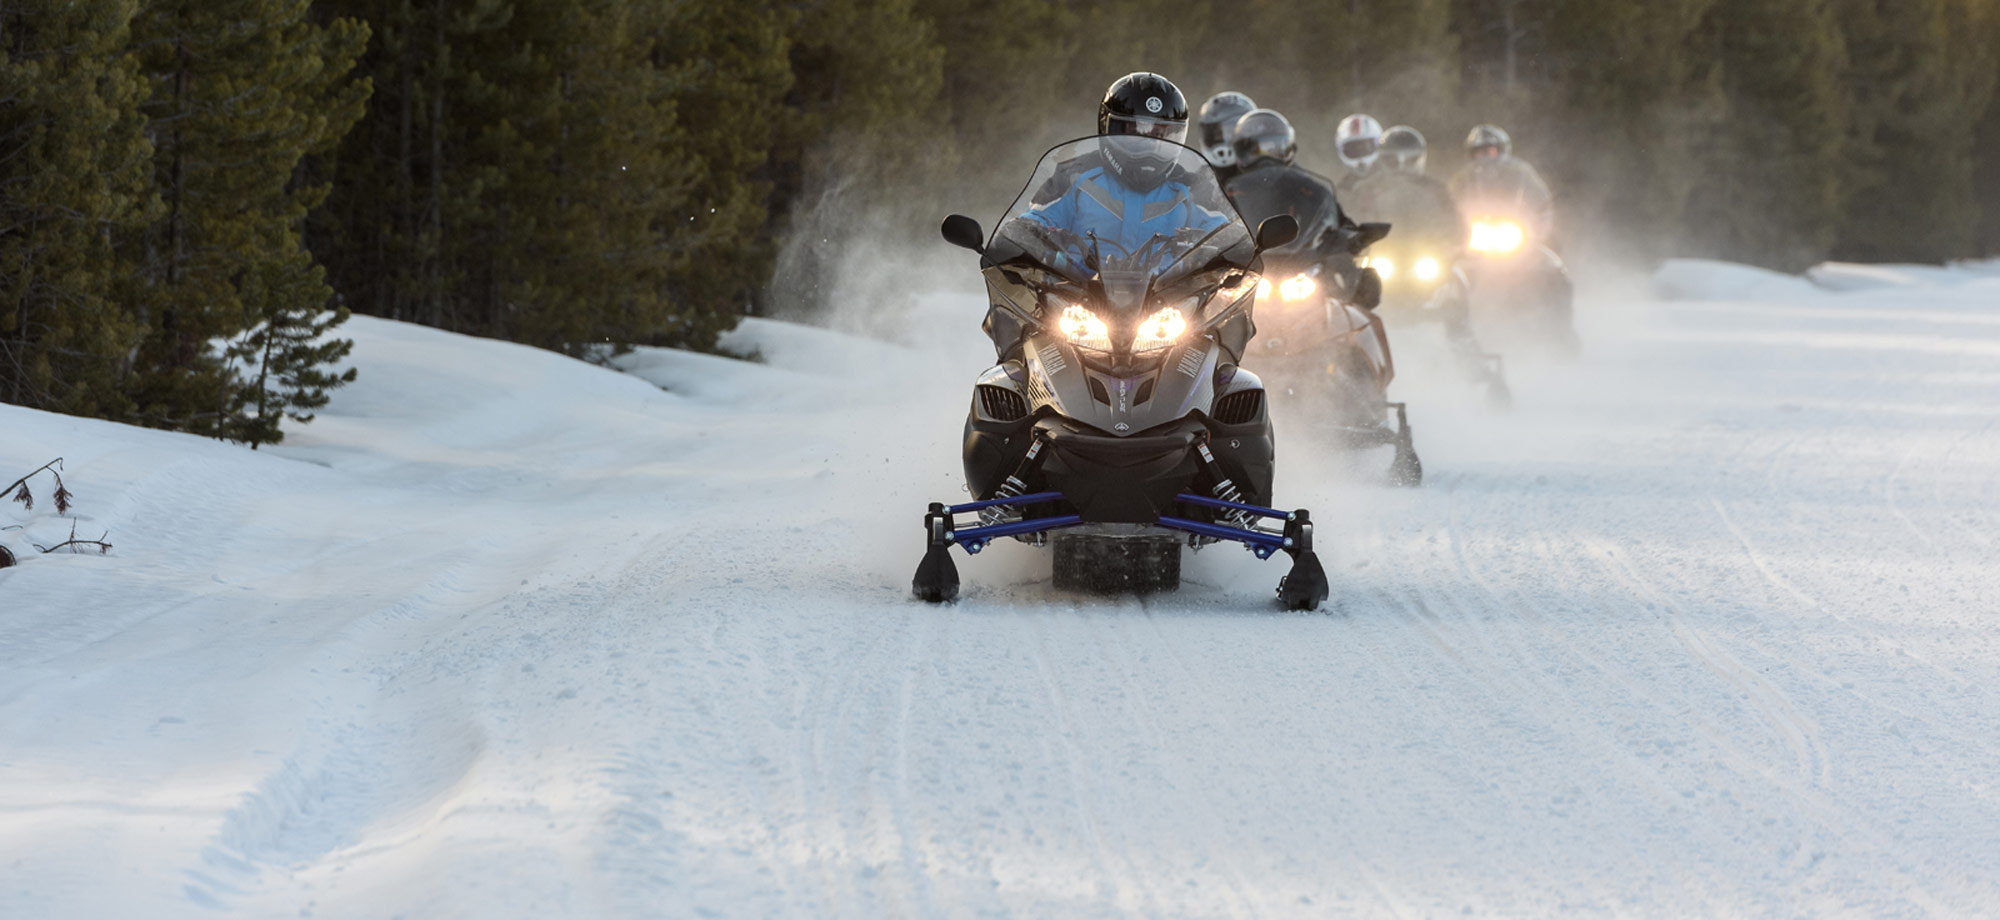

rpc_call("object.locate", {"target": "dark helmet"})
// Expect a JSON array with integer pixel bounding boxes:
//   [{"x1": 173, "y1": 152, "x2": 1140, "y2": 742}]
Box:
[
  {"x1": 1197, "y1": 91, "x2": 1257, "y2": 168},
  {"x1": 1097, "y1": 72, "x2": 1190, "y2": 193},
  {"x1": 1382, "y1": 125, "x2": 1427, "y2": 174},
  {"x1": 1466, "y1": 124, "x2": 1512, "y2": 160},
  {"x1": 1231, "y1": 108, "x2": 1297, "y2": 170}
]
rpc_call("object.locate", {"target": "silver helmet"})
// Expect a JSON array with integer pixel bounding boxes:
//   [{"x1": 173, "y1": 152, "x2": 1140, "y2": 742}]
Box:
[
  {"x1": 1197, "y1": 91, "x2": 1258, "y2": 168},
  {"x1": 1381, "y1": 125, "x2": 1427, "y2": 174},
  {"x1": 1466, "y1": 124, "x2": 1512, "y2": 160}
]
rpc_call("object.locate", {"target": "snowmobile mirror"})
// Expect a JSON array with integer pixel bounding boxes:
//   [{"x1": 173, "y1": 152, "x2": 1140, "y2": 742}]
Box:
[
  {"x1": 1349, "y1": 222, "x2": 1392, "y2": 254},
  {"x1": 1353, "y1": 267, "x2": 1384, "y2": 311},
  {"x1": 941, "y1": 214, "x2": 985, "y2": 254},
  {"x1": 1255, "y1": 215, "x2": 1299, "y2": 252}
]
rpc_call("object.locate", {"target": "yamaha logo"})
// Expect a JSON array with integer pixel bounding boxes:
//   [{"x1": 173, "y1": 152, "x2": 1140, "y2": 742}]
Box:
[{"x1": 1145, "y1": 96, "x2": 1163, "y2": 114}]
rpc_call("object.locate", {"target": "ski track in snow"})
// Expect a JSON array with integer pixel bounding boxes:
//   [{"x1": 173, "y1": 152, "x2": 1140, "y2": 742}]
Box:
[{"x1": 4, "y1": 265, "x2": 2000, "y2": 918}]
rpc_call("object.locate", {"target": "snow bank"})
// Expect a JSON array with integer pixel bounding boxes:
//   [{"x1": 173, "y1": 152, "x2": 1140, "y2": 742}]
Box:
[
  {"x1": 1652, "y1": 258, "x2": 1819, "y2": 301},
  {"x1": 1660, "y1": 256, "x2": 2000, "y2": 301}
]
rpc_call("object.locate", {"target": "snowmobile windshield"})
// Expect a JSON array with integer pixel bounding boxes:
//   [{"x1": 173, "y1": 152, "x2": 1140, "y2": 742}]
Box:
[
  {"x1": 989, "y1": 136, "x2": 1257, "y2": 295},
  {"x1": 1222, "y1": 164, "x2": 1343, "y2": 262}
]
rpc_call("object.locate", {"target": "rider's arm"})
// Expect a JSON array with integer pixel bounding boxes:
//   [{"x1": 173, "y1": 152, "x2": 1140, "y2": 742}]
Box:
[{"x1": 1021, "y1": 188, "x2": 1076, "y2": 231}]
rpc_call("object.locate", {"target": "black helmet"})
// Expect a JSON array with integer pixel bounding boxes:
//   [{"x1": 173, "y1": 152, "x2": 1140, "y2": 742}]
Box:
[
  {"x1": 1097, "y1": 72, "x2": 1190, "y2": 192},
  {"x1": 1231, "y1": 108, "x2": 1296, "y2": 170},
  {"x1": 1382, "y1": 125, "x2": 1427, "y2": 174},
  {"x1": 1197, "y1": 91, "x2": 1257, "y2": 167}
]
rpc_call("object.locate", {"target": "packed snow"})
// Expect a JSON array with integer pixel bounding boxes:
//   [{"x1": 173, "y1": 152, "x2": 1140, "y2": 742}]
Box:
[{"x1": 3, "y1": 260, "x2": 1999, "y2": 918}]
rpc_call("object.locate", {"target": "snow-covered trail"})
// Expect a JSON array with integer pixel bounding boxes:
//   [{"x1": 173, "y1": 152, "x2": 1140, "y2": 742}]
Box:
[{"x1": 4, "y1": 264, "x2": 2000, "y2": 918}]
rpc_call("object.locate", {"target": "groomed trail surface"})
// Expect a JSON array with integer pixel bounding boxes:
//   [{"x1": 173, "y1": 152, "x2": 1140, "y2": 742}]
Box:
[{"x1": 4, "y1": 261, "x2": 2000, "y2": 918}]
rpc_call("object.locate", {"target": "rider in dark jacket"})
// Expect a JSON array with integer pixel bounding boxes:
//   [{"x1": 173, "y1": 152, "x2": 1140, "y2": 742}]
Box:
[
  {"x1": 1222, "y1": 109, "x2": 1363, "y2": 295},
  {"x1": 1349, "y1": 126, "x2": 1503, "y2": 387},
  {"x1": 1348, "y1": 126, "x2": 1465, "y2": 248}
]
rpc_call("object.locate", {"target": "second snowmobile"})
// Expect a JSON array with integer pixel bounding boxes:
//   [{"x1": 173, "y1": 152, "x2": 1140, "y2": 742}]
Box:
[{"x1": 1224, "y1": 157, "x2": 1422, "y2": 486}]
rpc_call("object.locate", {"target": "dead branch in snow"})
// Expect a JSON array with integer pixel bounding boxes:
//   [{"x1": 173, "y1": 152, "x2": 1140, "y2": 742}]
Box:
[
  {"x1": 6, "y1": 458, "x2": 73, "y2": 514},
  {"x1": 33, "y1": 521, "x2": 112, "y2": 556}
]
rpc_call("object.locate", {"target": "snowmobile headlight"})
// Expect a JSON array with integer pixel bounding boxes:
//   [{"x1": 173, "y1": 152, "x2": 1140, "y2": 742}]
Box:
[
  {"x1": 1057, "y1": 304, "x2": 1113, "y2": 351},
  {"x1": 1255, "y1": 277, "x2": 1274, "y2": 300},
  {"x1": 1414, "y1": 257, "x2": 1442, "y2": 282},
  {"x1": 1369, "y1": 256, "x2": 1396, "y2": 281},
  {"x1": 1469, "y1": 220, "x2": 1525, "y2": 255},
  {"x1": 1279, "y1": 274, "x2": 1318, "y2": 302},
  {"x1": 1132, "y1": 306, "x2": 1189, "y2": 353}
]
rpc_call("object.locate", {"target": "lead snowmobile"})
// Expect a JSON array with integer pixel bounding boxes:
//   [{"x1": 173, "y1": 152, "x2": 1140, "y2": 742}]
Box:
[{"x1": 912, "y1": 135, "x2": 1330, "y2": 610}]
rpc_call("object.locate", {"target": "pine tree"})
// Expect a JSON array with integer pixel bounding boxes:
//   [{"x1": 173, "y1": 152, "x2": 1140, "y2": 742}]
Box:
[
  {"x1": 124, "y1": 0, "x2": 369, "y2": 439},
  {"x1": 312, "y1": 0, "x2": 791, "y2": 354},
  {"x1": 765, "y1": 0, "x2": 945, "y2": 320},
  {"x1": 0, "y1": 0, "x2": 157, "y2": 416},
  {"x1": 646, "y1": 0, "x2": 792, "y2": 346},
  {"x1": 1681, "y1": 0, "x2": 1848, "y2": 270},
  {"x1": 1830, "y1": 0, "x2": 1989, "y2": 262},
  {"x1": 222, "y1": 243, "x2": 357, "y2": 447}
]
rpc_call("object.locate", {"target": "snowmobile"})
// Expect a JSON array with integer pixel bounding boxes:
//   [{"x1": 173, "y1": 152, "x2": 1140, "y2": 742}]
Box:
[
  {"x1": 912, "y1": 135, "x2": 1330, "y2": 610},
  {"x1": 1224, "y1": 167, "x2": 1422, "y2": 486},
  {"x1": 1459, "y1": 204, "x2": 1579, "y2": 355},
  {"x1": 1359, "y1": 232, "x2": 1512, "y2": 408}
]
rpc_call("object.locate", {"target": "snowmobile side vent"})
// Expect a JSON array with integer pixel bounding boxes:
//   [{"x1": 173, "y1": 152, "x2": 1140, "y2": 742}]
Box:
[
  {"x1": 1135, "y1": 378, "x2": 1155, "y2": 406},
  {"x1": 1025, "y1": 367, "x2": 1055, "y2": 406},
  {"x1": 1087, "y1": 376, "x2": 1112, "y2": 406},
  {"x1": 976, "y1": 385, "x2": 1028, "y2": 422},
  {"x1": 1213, "y1": 389, "x2": 1263, "y2": 425}
]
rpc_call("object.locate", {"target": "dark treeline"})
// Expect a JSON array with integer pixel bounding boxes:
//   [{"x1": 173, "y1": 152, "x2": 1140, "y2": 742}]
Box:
[{"x1": 5, "y1": 0, "x2": 1999, "y2": 440}]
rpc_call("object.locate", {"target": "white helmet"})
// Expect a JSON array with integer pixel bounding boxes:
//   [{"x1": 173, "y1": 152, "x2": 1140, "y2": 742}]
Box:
[{"x1": 1336, "y1": 114, "x2": 1385, "y2": 171}]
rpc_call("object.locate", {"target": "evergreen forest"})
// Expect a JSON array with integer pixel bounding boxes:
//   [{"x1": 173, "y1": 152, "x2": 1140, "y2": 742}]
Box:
[{"x1": 5, "y1": 0, "x2": 1999, "y2": 442}]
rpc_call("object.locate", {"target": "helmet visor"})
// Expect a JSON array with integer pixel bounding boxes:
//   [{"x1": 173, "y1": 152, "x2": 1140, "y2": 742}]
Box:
[
  {"x1": 1340, "y1": 137, "x2": 1380, "y2": 162},
  {"x1": 1239, "y1": 133, "x2": 1292, "y2": 165},
  {"x1": 1472, "y1": 145, "x2": 1503, "y2": 159},
  {"x1": 1106, "y1": 113, "x2": 1188, "y2": 145}
]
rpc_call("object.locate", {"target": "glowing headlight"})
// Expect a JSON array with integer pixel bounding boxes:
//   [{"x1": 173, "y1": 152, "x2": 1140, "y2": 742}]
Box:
[
  {"x1": 1057, "y1": 304, "x2": 1113, "y2": 351},
  {"x1": 1370, "y1": 256, "x2": 1396, "y2": 281},
  {"x1": 1133, "y1": 306, "x2": 1188, "y2": 353},
  {"x1": 1414, "y1": 257, "x2": 1442, "y2": 282},
  {"x1": 1469, "y1": 220, "x2": 1526, "y2": 255},
  {"x1": 1279, "y1": 275, "x2": 1317, "y2": 302},
  {"x1": 1256, "y1": 278, "x2": 1274, "y2": 300}
]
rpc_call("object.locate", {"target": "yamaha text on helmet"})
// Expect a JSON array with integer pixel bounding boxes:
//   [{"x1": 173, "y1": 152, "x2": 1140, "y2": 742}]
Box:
[
  {"x1": 1231, "y1": 108, "x2": 1297, "y2": 170},
  {"x1": 1337, "y1": 114, "x2": 1385, "y2": 170},
  {"x1": 1197, "y1": 91, "x2": 1257, "y2": 168},
  {"x1": 1466, "y1": 124, "x2": 1512, "y2": 160},
  {"x1": 1382, "y1": 125, "x2": 1427, "y2": 174},
  {"x1": 1099, "y1": 72, "x2": 1190, "y2": 193}
]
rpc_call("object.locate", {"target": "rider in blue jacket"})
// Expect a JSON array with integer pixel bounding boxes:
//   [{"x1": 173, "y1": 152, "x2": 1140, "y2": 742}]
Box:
[{"x1": 1018, "y1": 73, "x2": 1225, "y2": 273}]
